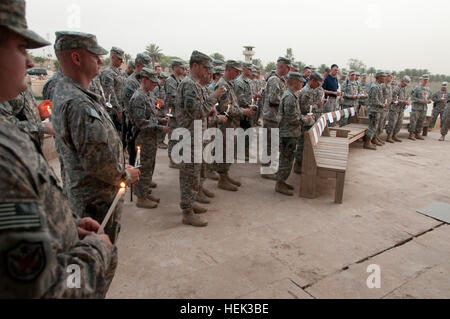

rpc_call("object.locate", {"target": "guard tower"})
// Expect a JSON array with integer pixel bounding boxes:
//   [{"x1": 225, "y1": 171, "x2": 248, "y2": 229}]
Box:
[{"x1": 243, "y1": 46, "x2": 255, "y2": 63}]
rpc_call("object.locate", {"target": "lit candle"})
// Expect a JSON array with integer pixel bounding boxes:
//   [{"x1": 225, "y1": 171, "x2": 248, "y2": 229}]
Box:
[
  {"x1": 310, "y1": 104, "x2": 313, "y2": 114},
  {"x1": 98, "y1": 182, "x2": 127, "y2": 234},
  {"x1": 251, "y1": 98, "x2": 254, "y2": 105},
  {"x1": 135, "y1": 146, "x2": 141, "y2": 167},
  {"x1": 47, "y1": 105, "x2": 52, "y2": 117},
  {"x1": 156, "y1": 100, "x2": 162, "y2": 109}
]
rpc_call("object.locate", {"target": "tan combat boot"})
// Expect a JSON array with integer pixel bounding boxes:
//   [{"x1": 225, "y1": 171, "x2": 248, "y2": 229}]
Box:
[
  {"x1": 226, "y1": 173, "x2": 241, "y2": 187},
  {"x1": 136, "y1": 197, "x2": 158, "y2": 209},
  {"x1": 439, "y1": 135, "x2": 445, "y2": 141},
  {"x1": 408, "y1": 132, "x2": 416, "y2": 141},
  {"x1": 392, "y1": 134, "x2": 402, "y2": 142},
  {"x1": 261, "y1": 173, "x2": 278, "y2": 180},
  {"x1": 275, "y1": 181, "x2": 294, "y2": 196},
  {"x1": 195, "y1": 191, "x2": 211, "y2": 204},
  {"x1": 364, "y1": 139, "x2": 377, "y2": 150},
  {"x1": 386, "y1": 133, "x2": 395, "y2": 143},
  {"x1": 415, "y1": 132, "x2": 425, "y2": 140},
  {"x1": 293, "y1": 161, "x2": 302, "y2": 174},
  {"x1": 192, "y1": 203, "x2": 208, "y2": 214},
  {"x1": 218, "y1": 175, "x2": 238, "y2": 192},
  {"x1": 372, "y1": 137, "x2": 382, "y2": 146},
  {"x1": 182, "y1": 209, "x2": 208, "y2": 227},
  {"x1": 169, "y1": 159, "x2": 180, "y2": 169},
  {"x1": 150, "y1": 181, "x2": 157, "y2": 188},
  {"x1": 376, "y1": 136, "x2": 386, "y2": 145},
  {"x1": 206, "y1": 170, "x2": 219, "y2": 181},
  {"x1": 147, "y1": 194, "x2": 160, "y2": 203},
  {"x1": 285, "y1": 182, "x2": 294, "y2": 190},
  {"x1": 201, "y1": 187, "x2": 216, "y2": 198}
]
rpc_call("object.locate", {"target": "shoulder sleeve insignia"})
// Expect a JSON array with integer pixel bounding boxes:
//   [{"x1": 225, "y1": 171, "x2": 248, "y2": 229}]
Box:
[
  {"x1": 184, "y1": 90, "x2": 196, "y2": 110},
  {"x1": 0, "y1": 202, "x2": 41, "y2": 231},
  {"x1": 6, "y1": 241, "x2": 46, "y2": 282}
]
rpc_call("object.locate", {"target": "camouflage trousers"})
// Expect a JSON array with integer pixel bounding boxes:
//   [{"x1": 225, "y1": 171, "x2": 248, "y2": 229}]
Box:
[
  {"x1": 365, "y1": 108, "x2": 381, "y2": 140},
  {"x1": 134, "y1": 134, "x2": 157, "y2": 199},
  {"x1": 168, "y1": 117, "x2": 178, "y2": 160},
  {"x1": 408, "y1": 109, "x2": 426, "y2": 133},
  {"x1": 441, "y1": 105, "x2": 450, "y2": 136},
  {"x1": 262, "y1": 120, "x2": 279, "y2": 167},
  {"x1": 386, "y1": 109, "x2": 404, "y2": 135},
  {"x1": 180, "y1": 162, "x2": 201, "y2": 211},
  {"x1": 429, "y1": 104, "x2": 446, "y2": 129},
  {"x1": 377, "y1": 108, "x2": 389, "y2": 135},
  {"x1": 212, "y1": 125, "x2": 233, "y2": 175},
  {"x1": 323, "y1": 98, "x2": 339, "y2": 127},
  {"x1": 278, "y1": 137, "x2": 297, "y2": 182},
  {"x1": 296, "y1": 125, "x2": 311, "y2": 164}
]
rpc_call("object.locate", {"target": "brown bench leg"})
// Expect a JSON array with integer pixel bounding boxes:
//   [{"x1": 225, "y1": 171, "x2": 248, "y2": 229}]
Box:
[
  {"x1": 300, "y1": 173, "x2": 317, "y2": 199},
  {"x1": 335, "y1": 171, "x2": 346, "y2": 204}
]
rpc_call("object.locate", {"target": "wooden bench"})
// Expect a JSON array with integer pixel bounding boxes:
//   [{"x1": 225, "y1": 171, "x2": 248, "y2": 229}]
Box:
[{"x1": 300, "y1": 109, "x2": 356, "y2": 204}]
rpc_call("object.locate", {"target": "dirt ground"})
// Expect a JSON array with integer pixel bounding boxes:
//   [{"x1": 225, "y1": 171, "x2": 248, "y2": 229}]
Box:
[{"x1": 48, "y1": 128, "x2": 450, "y2": 299}]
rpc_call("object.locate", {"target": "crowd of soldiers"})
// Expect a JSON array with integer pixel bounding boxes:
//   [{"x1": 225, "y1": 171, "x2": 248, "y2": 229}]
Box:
[{"x1": 1, "y1": 0, "x2": 449, "y2": 298}]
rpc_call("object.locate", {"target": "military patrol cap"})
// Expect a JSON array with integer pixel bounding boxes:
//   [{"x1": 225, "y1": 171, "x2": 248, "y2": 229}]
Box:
[
  {"x1": 402, "y1": 75, "x2": 411, "y2": 83},
  {"x1": 213, "y1": 66, "x2": 225, "y2": 75},
  {"x1": 190, "y1": 50, "x2": 213, "y2": 68},
  {"x1": 421, "y1": 74, "x2": 429, "y2": 80},
  {"x1": 140, "y1": 67, "x2": 158, "y2": 82},
  {"x1": 129, "y1": 59, "x2": 135, "y2": 68},
  {"x1": 213, "y1": 59, "x2": 225, "y2": 67},
  {"x1": 385, "y1": 70, "x2": 393, "y2": 76},
  {"x1": 349, "y1": 70, "x2": 357, "y2": 76},
  {"x1": 135, "y1": 53, "x2": 151, "y2": 66},
  {"x1": 442, "y1": 82, "x2": 448, "y2": 87},
  {"x1": 277, "y1": 57, "x2": 291, "y2": 65},
  {"x1": 290, "y1": 63, "x2": 299, "y2": 71},
  {"x1": 361, "y1": 73, "x2": 367, "y2": 77},
  {"x1": 159, "y1": 73, "x2": 168, "y2": 80},
  {"x1": 375, "y1": 70, "x2": 386, "y2": 78},
  {"x1": 0, "y1": 0, "x2": 50, "y2": 49},
  {"x1": 325, "y1": 67, "x2": 331, "y2": 73},
  {"x1": 242, "y1": 62, "x2": 253, "y2": 70},
  {"x1": 310, "y1": 72, "x2": 324, "y2": 82},
  {"x1": 171, "y1": 59, "x2": 184, "y2": 68},
  {"x1": 342, "y1": 71, "x2": 348, "y2": 76},
  {"x1": 225, "y1": 60, "x2": 242, "y2": 71},
  {"x1": 54, "y1": 31, "x2": 107, "y2": 55},
  {"x1": 287, "y1": 72, "x2": 305, "y2": 82},
  {"x1": 110, "y1": 46, "x2": 124, "y2": 60}
]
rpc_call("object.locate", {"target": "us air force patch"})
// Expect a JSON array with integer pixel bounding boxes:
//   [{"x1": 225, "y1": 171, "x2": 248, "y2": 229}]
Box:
[{"x1": 7, "y1": 241, "x2": 46, "y2": 282}]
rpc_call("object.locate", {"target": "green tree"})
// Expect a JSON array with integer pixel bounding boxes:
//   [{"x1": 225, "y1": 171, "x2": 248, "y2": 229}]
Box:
[
  {"x1": 296, "y1": 61, "x2": 306, "y2": 71},
  {"x1": 160, "y1": 55, "x2": 186, "y2": 70},
  {"x1": 210, "y1": 52, "x2": 225, "y2": 62},
  {"x1": 145, "y1": 43, "x2": 163, "y2": 66},
  {"x1": 366, "y1": 67, "x2": 376, "y2": 75},
  {"x1": 348, "y1": 58, "x2": 366, "y2": 73},
  {"x1": 319, "y1": 64, "x2": 328, "y2": 73},
  {"x1": 124, "y1": 53, "x2": 132, "y2": 64},
  {"x1": 53, "y1": 60, "x2": 60, "y2": 70},
  {"x1": 265, "y1": 62, "x2": 276, "y2": 73},
  {"x1": 102, "y1": 57, "x2": 110, "y2": 66},
  {"x1": 252, "y1": 58, "x2": 263, "y2": 70},
  {"x1": 285, "y1": 48, "x2": 294, "y2": 62}
]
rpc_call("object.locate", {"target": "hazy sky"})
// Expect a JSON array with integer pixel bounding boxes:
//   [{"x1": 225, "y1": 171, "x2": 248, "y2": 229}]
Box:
[{"x1": 27, "y1": 0, "x2": 450, "y2": 74}]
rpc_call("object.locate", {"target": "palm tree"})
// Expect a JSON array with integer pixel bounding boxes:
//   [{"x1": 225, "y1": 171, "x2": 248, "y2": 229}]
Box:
[
  {"x1": 145, "y1": 44, "x2": 163, "y2": 66},
  {"x1": 210, "y1": 53, "x2": 225, "y2": 62}
]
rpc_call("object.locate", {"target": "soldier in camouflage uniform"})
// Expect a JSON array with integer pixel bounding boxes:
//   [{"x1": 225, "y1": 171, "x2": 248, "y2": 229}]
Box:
[
  {"x1": 409, "y1": 75, "x2": 432, "y2": 141},
  {"x1": 261, "y1": 57, "x2": 290, "y2": 180},
  {"x1": 294, "y1": 72, "x2": 324, "y2": 174},
  {"x1": 430, "y1": 82, "x2": 448, "y2": 130},
  {"x1": 99, "y1": 47, "x2": 126, "y2": 132},
  {"x1": 386, "y1": 76, "x2": 411, "y2": 143},
  {"x1": 364, "y1": 71, "x2": 386, "y2": 150},
  {"x1": 340, "y1": 70, "x2": 359, "y2": 127},
  {"x1": 207, "y1": 66, "x2": 224, "y2": 92},
  {"x1": 166, "y1": 59, "x2": 186, "y2": 168},
  {"x1": 52, "y1": 31, "x2": 140, "y2": 244},
  {"x1": 125, "y1": 59, "x2": 135, "y2": 77},
  {"x1": 156, "y1": 73, "x2": 169, "y2": 149},
  {"x1": 276, "y1": 72, "x2": 313, "y2": 196},
  {"x1": 377, "y1": 71, "x2": 393, "y2": 143},
  {"x1": 42, "y1": 71, "x2": 63, "y2": 102},
  {"x1": 175, "y1": 51, "x2": 225, "y2": 227},
  {"x1": 213, "y1": 60, "x2": 254, "y2": 190},
  {"x1": 0, "y1": 0, "x2": 117, "y2": 298},
  {"x1": 358, "y1": 73, "x2": 369, "y2": 117},
  {"x1": 439, "y1": 99, "x2": 450, "y2": 141},
  {"x1": 129, "y1": 68, "x2": 170, "y2": 209}
]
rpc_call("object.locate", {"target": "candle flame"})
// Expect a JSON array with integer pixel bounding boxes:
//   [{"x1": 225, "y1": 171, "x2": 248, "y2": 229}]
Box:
[
  {"x1": 120, "y1": 182, "x2": 126, "y2": 188},
  {"x1": 137, "y1": 146, "x2": 141, "y2": 151}
]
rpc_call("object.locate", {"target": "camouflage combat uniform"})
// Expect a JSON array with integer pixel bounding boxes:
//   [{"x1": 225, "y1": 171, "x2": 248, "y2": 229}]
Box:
[
  {"x1": 0, "y1": 119, "x2": 117, "y2": 298},
  {"x1": 175, "y1": 76, "x2": 216, "y2": 211},
  {"x1": 409, "y1": 85, "x2": 431, "y2": 134},
  {"x1": 358, "y1": 81, "x2": 369, "y2": 115},
  {"x1": 430, "y1": 90, "x2": 448, "y2": 129},
  {"x1": 340, "y1": 79, "x2": 359, "y2": 126},
  {"x1": 277, "y1": 88, "x2": 307, "y2": 182},
  {"x1": 52, "y1": 75, "x2": 127, "y2": 244},
  {"x1": 165, "y1": 74, "x2": 182, "y2": 160},
  {"x1": 234, "y1": 75, "x2": 253, "y2": 151},
  {"x1": 386, "y1": 84, "x2": 408, "y2": 135},
  {"x1": 129, "y1": 88, "x2": 164, "y2": 199},
  {"x1": 100, "y1": 65, "x2": 125, "y2": 130},
  {"x1": 365, "y1": 81, "x2": 384, "y2": 141},
  {"x1": 378, "y1": 83, "x2": 393, "y2": 135},
  {"x1": 262, "y1": 72, "x2": 286, "y2": 164},
  {"x1": 441, "y1": 101, "x2": 450, "y2": 137},
  {"x1": 42, "y1": 71, "x2": 63, "y2": 102}
]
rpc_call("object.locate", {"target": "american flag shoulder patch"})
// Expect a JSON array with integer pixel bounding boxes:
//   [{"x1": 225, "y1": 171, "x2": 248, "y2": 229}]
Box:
[{"x1": 0, "y1": 202, "x2": 41, "y2": 231}]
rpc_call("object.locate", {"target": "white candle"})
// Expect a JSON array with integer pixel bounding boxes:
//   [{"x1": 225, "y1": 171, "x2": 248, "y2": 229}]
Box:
[
  {"x1": 310, "y1": 105, "x2": 313, "y2": 114},
  {"x1": 135, "y1": 146, "x2": 141, "y2": 167},
  {"x1": 98, "y1": 182, "x2": 126, "y2": 234}
]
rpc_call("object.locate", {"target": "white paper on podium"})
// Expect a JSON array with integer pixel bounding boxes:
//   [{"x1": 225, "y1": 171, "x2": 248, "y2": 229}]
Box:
[
  {"x1": 327, "y1": 113, "x2": 334, "y2": 123},
  {"x1": 343, "y1": 108, "x2": 349, "y2": 118},
  {"x1": 350, "y1": 107, "x2": 355, "y2": 116},
  {"x1": 335, "y1": 111, "x2": 341, "y2": 121},
  {"x1": 313, "y1": 127, "x2": 319, "y2": 144}
]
